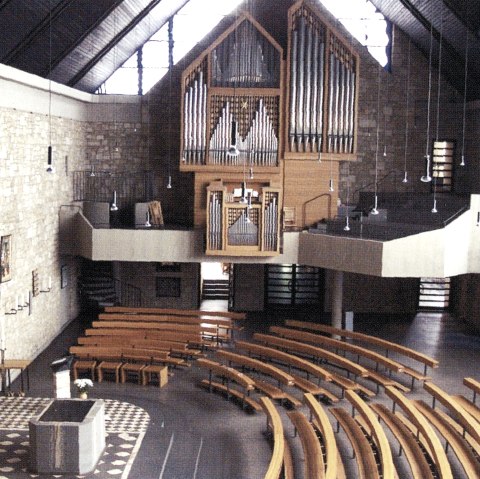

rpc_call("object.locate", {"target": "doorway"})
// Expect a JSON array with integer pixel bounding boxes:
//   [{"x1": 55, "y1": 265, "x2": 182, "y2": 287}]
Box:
[
  {"x1": 418, "y1": 277, "x2": 451, "y2": 311},
  {"x1": 200, "y1": 262, "x2": 230, "y2": 301}
]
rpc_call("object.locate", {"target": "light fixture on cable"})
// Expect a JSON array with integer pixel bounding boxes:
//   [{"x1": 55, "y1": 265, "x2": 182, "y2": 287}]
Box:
[
  {"x1": 110, "y1": 190, "x2": 118, "y2": 211},
  {"x1": 402, "y1": 38, "x2": 412, "y2": 183},
  {"x1": 421, "y1": 12, "x2": 434, "y2": 183},
  {"x1": 460, "y1": 31, "x2": 469, "y2": 167},
  {"x1": 227, "y1": 120, "x2": 240, "y2": 157}
]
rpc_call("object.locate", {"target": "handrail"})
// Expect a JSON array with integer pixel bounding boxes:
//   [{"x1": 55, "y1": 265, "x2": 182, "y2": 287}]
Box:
[
  {"x1": 113, "y1": 278, "x2": 143, "y2": 308},
  {"x1": 352, "y1": 170, "x2": 399, "y2": 202},
  {"x1": 302, "y1": 193, "x2": 333, "y2": 226},
  {"x1": 442, "y1": 205, "x2": 470, "y2": 226}
]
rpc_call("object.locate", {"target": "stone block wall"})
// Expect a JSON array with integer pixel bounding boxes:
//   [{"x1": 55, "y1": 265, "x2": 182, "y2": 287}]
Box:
[{"x1": 0, "y1": 105, "x2": 86, "y2": 361}]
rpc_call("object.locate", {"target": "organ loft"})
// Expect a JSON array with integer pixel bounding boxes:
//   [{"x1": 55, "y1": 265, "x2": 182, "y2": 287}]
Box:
[{"x1": 179, "y1": 1, "x2": 358, "y2": 256}]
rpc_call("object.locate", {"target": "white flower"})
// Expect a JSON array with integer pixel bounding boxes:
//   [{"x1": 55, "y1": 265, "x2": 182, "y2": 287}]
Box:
[{"x1": 74, "y1": 378, "x2": 94, "y2": 392}]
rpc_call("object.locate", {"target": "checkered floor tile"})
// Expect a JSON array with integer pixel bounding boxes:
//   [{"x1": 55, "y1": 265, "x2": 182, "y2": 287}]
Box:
[
  {"x1": 0, "y1": 397, "x2": 149, "y2": 478},
  {"x1": 0, "y1": 398, "x2": 149, "y2": 433}
]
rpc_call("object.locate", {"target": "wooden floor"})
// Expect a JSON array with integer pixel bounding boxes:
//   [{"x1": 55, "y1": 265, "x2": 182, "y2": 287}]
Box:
[{"x1": 2, "y1": 307, "x2": 480, "y2": 479}]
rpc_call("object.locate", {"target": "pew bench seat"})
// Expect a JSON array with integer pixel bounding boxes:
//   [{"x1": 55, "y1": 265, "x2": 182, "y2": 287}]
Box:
[{"x1": 199, "y1": 379, "x2": 262, "y2": 412}]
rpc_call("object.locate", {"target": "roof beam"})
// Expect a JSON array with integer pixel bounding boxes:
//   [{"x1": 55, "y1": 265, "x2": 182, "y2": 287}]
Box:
[
  {"x1": 0, "y1": 0, "x2": 13, "y2": 11},
  {"x1": 67, "y1": 0, "x2": 166, "y2": 88},
  {"x1": 1, "y1": 0, "x2": 76, "y2": 65},
  {"x1": 441, "y1": 0, "x2": 479, "y2": 39},
  {"x1": 394, "y1": 0, "x2": 466, "y2": 75}
]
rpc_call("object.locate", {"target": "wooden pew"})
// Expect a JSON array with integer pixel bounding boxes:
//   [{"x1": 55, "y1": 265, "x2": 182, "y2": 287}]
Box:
[
  {"x1": 414, "y1": 399, "x2": 480, "y2": 479},
  {"x1": 384, "y1": 385, "x2": 453, "y2": 479},
  {"x1": 69, "y1": 345, "x2": 187, "y2": 368},
  {"x1": 271, "y1": 326, "x2": 404, "y2": 374},
  {"x1": 252, "y1": 333, "x2": 368, "y2": 378},
  {"x1": 452, "y1": 394, "x2": 480, "y2": 424},
  {"x1": 236, "y1": 339, "x2": 373, "y2": 399},
  {"x1": 423, "y1": 381, "x2": 480, "y2": 447},
  {"x1": 252, "y1": 333, "x2": 409, "y2": 393},
  {"x1": 330, "y1": 406, "x2": 379, "y2": 479},
  {"x1": 84, "y1": 328, "x2": 204, "y2": 346},
  {"x1": 287, "y1": 410, "x2": 325, "y2": 479},
  {"x1": 104, "y1": 305, "x2": 246, "y2": 321},
  {"x1": 196, "y1": 358, "x2": 261, "y2": 412},
  {"x1": 345, "y1": 390, "x2": 395, "y2": 479},
  {"x1": 259, "y1": 397, "x2": 285, "y2": 479},
  {"x1": 463, "y1": 377, "x2": 480, "y2": 404},
  {"x1": 304, "y1": 393, "x2": 338, "y2": 479},
  {"x1": 285, "y1": 319, "x2": 439, "y2": 376},
  {"x1": 216, "y1": 350, "x2": 295, "y2": 387},
  {"x1": 77, "y1": 336, "x2": 202, "y2": 360},
  {"x1": 235, "y1": 340, "x2": 333, "y2": 382},
  {"x1": 98, "y1": 312, "x2": 237, "y2": 342},
  {"x1": 92, "y1": 320, "x2": 202, "y2": 333},
  {"x1": 370, "y1": 403, "x2": 434, "y2": 479}
]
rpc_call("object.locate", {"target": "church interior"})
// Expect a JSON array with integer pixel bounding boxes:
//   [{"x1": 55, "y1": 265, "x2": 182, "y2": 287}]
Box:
[{"x1": 1, "y1": 0, "x2": 480, "y2": 477}]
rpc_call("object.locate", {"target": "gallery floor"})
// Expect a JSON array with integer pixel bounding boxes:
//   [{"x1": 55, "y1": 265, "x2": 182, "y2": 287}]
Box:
[{"x1": 1, "y1": 304, "x2": 480, "y2": 479}]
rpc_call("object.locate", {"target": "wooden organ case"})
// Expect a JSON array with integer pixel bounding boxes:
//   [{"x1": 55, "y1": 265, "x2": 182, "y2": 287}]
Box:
[
  {"x1": 180, "y1": 11, "x2": 284, "y2": 256},
  {"x1": 179, "y1": 2, "x2": 360, "y2": 253},
  {"x1": 286, "y1": 1, "x2": 359, "y2": 159}
]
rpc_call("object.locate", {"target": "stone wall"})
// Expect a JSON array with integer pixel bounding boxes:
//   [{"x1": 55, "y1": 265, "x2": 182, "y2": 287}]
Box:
[{"x1": 0, "y1": 105, "x2": 86, "y2": 361}]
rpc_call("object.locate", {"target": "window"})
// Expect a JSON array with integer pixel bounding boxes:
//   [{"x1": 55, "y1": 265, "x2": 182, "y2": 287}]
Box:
[{"x1": 97, "y1": 0, "x2": 390, "y2": 95}]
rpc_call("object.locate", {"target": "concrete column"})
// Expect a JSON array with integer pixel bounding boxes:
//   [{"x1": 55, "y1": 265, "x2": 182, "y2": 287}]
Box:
[{"x1": 331, "y1": 269, "x2": 344, "y2": 329}]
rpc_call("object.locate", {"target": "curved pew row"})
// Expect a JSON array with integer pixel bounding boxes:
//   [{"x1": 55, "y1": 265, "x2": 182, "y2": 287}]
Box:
[
  {"x1": 196, "y1": 358, "x2": 262, "y2": 412},
  {"x1": 252, "y1": 334, "x2": 394, "y2": 397},
  {"x1": 215, "y1": 350, "x2": 302, "y2": 408},
  {"x1": 260, "y1": 397, "x2": 285, "y2": 479},
  {"x1": 463, "y1": 377, "x2": 480, "y2": 404},
  {"x1": 285, "y1": 319, "x2": 438, "y2": 379},
  {"x1": 270, "y1": 326, "x2": 423, "y2": 390},
  {"x1": 330, "y1": 407, "x2": 380, "y2": 479},
  {"x1": 370, "y1": 403, "x2": 435, "y2": 479},
  {"x1": 287, "y1": 410, "x2": 325, "y2": 479},
  {"x1": 414, "y1": 400, "x2": 480, "y2": 479},
  {"x1": 235, "y1": 341, "x2": 374, "y2": 402},
  {"x1": 384, "y1": 385, "x2": 453, "y2": 479},
  {"x1": 423, "y1": 381, "x2": 480, "y2": 449},
  {"x1": 345, "y1": 390, "x2": 395, "y2": 479},
  {"x1": 304, "y1": 393, "x2": 339, "y2": 479}
]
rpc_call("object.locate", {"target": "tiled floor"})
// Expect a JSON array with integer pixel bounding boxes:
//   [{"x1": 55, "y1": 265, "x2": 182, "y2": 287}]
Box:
[{"x1": 1, "y1": 307, "x2": 480, "y2": 478}]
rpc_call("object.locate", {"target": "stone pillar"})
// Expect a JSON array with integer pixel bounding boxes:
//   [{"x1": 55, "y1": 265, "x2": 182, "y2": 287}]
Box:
[{"x1": 331, "y1": 270, "x2": 344, "y2": 330}]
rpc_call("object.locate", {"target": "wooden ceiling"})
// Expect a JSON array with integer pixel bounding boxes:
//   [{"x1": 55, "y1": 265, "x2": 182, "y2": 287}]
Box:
[{"x1": 1, "y1": 0, "x2": 479, "y2": 97}]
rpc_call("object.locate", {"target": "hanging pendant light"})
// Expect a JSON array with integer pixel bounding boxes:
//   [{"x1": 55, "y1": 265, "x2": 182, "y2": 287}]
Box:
[
  {"x1": 110, "y1": 190, "x2": 118, "y2": 211},
  {"x1": 403, "y1": 39, "x2": 412, "y2": 183},
  {"x1": 227, "y1": 120, "x2": 240, "y2": 157},
  {"x1": 421, "y1": 11, "x2": 435, "y2": 183},
  {"x1": 166, "y1": 17, "x2": 174, "y2": 189},
  {"x1": 431, "y1": 3, "x2": 444, "y2": 214},
  {"x1": 46, "y1": 2, "x2": 54, "y2": 173},
  {"x1": 371, "y1": 64, "x2": 381, "y2": 215},
  {"x1": 460, "y1": 31, "x2": 469, "y2": 167},
  {"x1": 344, "y1": 162, "x2": 351, "y2": 231}
]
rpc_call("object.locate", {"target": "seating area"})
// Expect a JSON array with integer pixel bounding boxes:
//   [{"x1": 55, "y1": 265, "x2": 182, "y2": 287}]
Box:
[{"x1": 64, "y1": 309, "x2": 480, "y2": 478}]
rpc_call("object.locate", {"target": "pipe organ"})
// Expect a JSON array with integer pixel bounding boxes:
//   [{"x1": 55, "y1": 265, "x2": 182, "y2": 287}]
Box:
[
  {"x1": 286, "y1": 2, "x2": 359, "y2": 158},
  {"x1": 206, "y1": 181, "x2": 281, "y2": 256},
  {"x1": 179, "y1": 2, "x2": 360, "y2": 254},
  {"x1": 180, "y1": 13, "x2": 283, "y2": 170}
]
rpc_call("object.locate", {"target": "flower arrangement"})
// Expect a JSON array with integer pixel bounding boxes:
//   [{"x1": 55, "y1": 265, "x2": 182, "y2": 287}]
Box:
[{"x1": 74, "y1": 378, "x2": 93, "y2": 395}]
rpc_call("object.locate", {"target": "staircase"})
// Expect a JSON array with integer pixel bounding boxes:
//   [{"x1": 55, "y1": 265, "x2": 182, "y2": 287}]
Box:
[
  {"x1": 78, "y1": 260, "x2": 118, "y2": 312},
  {"x1": 202, "y1": 279, "x2": 229, "y2": 300}
]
